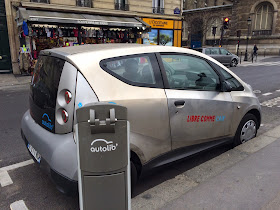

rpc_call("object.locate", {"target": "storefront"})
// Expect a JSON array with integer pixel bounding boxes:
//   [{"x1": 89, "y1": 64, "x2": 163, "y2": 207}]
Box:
[
  {"x1": 16, "y1": 8, "x2": 149, "y2": 74},
  {"x1": 141, "y1": 18, "x2": 182, "y2": 47}
]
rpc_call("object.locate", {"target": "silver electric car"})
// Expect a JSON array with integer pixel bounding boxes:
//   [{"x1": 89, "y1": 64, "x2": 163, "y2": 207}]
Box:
[{"x1": 21, "y1": 44, "x2": 261, "y2": 193}]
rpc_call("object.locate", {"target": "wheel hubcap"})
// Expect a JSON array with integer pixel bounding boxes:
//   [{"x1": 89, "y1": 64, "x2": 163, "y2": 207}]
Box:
[{"x1": 240, "y1": 120, "x2": 256, "y2": 143}]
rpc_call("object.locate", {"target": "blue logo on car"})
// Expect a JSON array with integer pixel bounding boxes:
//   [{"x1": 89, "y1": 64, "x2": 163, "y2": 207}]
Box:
[{"x1": 42, "y1": 113, "x2": 54, "y2": 130}]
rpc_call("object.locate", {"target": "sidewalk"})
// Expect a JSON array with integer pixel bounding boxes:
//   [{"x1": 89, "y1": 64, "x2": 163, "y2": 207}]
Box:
[
  {"x1": 132, "y1": 125, "x2": 280, "y2": 209},
  {"x1": 238, "y1": 55, "x2": 280, "y2": 66},
  {"x1": 161, "y1": 138, "x2": 280, "y2": 209},
  {"x1": 0, "y1": 73, "x2": 31, "y2": 89}
]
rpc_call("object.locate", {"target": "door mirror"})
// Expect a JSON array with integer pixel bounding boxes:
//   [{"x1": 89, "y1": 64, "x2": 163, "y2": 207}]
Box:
[
  {"x1": 226, "y1": 52, "x2": 231, "y2": 55},
  {"x1": 221, "y1": 81, "x2": 232, "y2": 92}
]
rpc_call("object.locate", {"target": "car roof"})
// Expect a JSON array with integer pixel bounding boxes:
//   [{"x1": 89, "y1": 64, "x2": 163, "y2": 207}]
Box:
[
  {"x1": 44, "y1": 44, "x2": 202, "y2": 57},
  {"x1": 42, "y1": 43, "x2": 239, "y2": 81}
]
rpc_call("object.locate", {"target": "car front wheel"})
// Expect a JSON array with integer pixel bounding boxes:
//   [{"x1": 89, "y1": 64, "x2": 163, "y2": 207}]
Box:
[
  {"x1": 233, "y1": 113, "x2": 257, "y2": 146},
  {"x1": 230, "y1": 59, "x2": 238, "y2": 67}
]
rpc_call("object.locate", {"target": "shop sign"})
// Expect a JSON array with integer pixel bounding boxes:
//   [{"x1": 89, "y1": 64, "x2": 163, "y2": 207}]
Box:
[
  {"x1": 77, "y1": 20, "x2": 108, "y2": 25},
  {"x1": 174, "y1": 7, "x2": 180, "y2": 15},
  {"x1": 142, "y1": 18, "x2": 173, "y2": 29}
]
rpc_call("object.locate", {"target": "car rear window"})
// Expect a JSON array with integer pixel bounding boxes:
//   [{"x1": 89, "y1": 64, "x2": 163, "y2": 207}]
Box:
[
  {"x1": 29, "y1": 56, "x2": 65, "y2": 132},
  {"x1": 100, "y1": 54, "x2": 163, "y2": 88}
]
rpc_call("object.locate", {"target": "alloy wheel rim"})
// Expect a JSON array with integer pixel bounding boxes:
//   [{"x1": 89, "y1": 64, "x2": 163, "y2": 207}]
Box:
[
  {"x1": 232, "y1": 60, "x2": 237, "y2": 67},
  {"x1": 240, "y1": 120, "x2": 256, "y2": 143}
]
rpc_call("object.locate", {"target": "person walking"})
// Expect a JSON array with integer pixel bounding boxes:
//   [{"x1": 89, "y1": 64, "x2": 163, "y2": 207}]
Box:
[{"x1": 253, "y1": 44, "x2": 258, "y2": 61}]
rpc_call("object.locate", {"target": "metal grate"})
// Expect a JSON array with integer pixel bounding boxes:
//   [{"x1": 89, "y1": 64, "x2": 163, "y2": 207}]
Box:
[
  {"x1": 252, "y1": 30, "x2": 272, "y2": 36},
  {"x1": 152, "y1": 7, "x2": 164, "y2": 14},
  {"x1": 30, "y1": 0, "x2": 50, "y2": 3},
  {"x1": 115, "y1": 3, "x2": 129, "y2": 11},
  {"x1": 76, "y1": 0, "x2": 92, "y2": 7}
]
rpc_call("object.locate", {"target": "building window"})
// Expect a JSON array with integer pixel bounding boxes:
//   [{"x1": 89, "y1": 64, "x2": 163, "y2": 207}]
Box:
[
  {"x1": 30, "y1": 0, "x2": 50, "y2": 3},
  {"x1": 194, "y1": 0, "x2": 198, "y2": 9},
  {"x1": 76, "y1": 0, "x2": 91, "y2": 7},
  {"x1": 254, "y1": 2, "x2": 273, "y2": 35},
  {"x1": 115, "y1": 0, "x2": 129, "y2": 11},
  {"x1": 183, "y1": 0, "x2": 187, "y2": 10},
  {"x1": 205, "y1": 0, "x2": 208, "y2": 7},
  {"x1": 214, "y1": 0, "x2": 217, "y2": 6},
  {"x1": 153, "y1": 0, "x2": 164, "y2": 14}
]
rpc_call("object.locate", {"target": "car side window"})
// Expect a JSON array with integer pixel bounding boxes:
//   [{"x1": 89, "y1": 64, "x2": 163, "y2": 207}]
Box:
[
  {"x1": 100, "y1": 54, "x2": 163, "y2": 88},
  {"x1": 205, "y1": 49, "x2": 211, "y2": 55},
  {"x1": 210, "y1": 48, "x2": 220, "y2": 55},
  {"x1": 220, "y1": 48, "x2": 230, "y2": 55},
  {"x1": 161, "y1": 54, "x2": 220, "y2": 91},
  {"x1": 211, "y1": 62, "x2": 244, "y2": 91}
]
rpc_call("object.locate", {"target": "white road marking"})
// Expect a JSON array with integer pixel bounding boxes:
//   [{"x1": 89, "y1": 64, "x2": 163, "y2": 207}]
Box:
[
  {"x1": 0, "y1": 159, "x2": 34, "y2": 172},
  {"x1": 0, "y1": 171, "x2": 13, "y2": 187},
  {"x1": 10, "y1": 200, "x2": 29, "y2": 210},
  {"x1": 262, "y1": 92, "x2": 273, "y2": 96},
  {"x1": 253, "y1": 90, "x2": 261, "y2": 94},
  {"x1": 260, "y1": 124, "x2": 264, "y2": 127},
  {"x1": 261, "y1": 97, "x2": 280, "y2": 108},
  {"x1": 276, "y1": 90, "x2": 280, "y2": 92},
  {"x1": 0, "y1": 159, "x2": 34, "y2": 187}
]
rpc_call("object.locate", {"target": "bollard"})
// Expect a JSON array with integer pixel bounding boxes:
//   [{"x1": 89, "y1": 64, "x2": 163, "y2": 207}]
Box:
[
  {"x1": 75, "y1": 103, "x2": 130, "y2": 210},
  {"x1": 240, "y1": 52, "x2": 242, "y2": 64}
]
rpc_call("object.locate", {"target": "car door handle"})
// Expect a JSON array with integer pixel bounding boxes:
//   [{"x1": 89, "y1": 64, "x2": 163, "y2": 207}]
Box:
[{"x1": 174, "y1": 100, "x2": 185, "y2": 108}]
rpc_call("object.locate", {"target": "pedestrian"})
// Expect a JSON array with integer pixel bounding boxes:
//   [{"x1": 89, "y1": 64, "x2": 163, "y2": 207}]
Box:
[{"x1": 253, "y1": 44, "x2": 258, "y2": 61}]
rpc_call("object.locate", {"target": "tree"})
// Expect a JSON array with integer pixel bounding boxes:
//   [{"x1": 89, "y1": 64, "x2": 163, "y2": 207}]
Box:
[{"x1": 153, "y1": 34, "x2": 171, "y2": 46}]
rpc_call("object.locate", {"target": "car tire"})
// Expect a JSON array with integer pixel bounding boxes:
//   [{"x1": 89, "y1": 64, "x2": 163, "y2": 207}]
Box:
[
  {"x1": 130, "y1": 161, "x2": 138, "y2": 194},
  {"x1": 230, "y1": 59, "x2": 238, "y2": 67},
  {"x1": 233, "y1": 113, "x2": 258, "y2": 146}
]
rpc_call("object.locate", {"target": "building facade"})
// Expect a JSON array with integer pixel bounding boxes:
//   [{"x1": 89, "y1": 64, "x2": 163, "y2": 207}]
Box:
[
  {"x1": 182, "y1": 0, "x2": 280, "y2": 55},
  {"x1": 4, "y1": 0, "x2": 182, "y2": 74}
]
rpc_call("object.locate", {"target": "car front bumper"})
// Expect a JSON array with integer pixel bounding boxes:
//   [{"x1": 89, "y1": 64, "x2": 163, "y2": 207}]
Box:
[{"x1": 21, "y1": 110, "x2": 78, "y2": 194}]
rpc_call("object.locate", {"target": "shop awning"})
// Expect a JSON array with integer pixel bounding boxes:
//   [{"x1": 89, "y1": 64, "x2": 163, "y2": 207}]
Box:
[{"x1": 16, "y1": 8, "x2": 150, "y2": 29}]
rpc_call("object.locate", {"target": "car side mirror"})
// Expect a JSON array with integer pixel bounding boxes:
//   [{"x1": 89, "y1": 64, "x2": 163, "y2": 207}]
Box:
[
  {"x1": 221, "y1": 81, "x2": 232, "y2": 92},
  {"x1": 226, "y1": 52, "x2": 231, "y2": 55}
]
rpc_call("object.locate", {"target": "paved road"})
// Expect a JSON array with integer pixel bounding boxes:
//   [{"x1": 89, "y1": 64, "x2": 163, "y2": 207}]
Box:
[{"x1": 0, "y1": 58, "x2": 280, "y2": 209}]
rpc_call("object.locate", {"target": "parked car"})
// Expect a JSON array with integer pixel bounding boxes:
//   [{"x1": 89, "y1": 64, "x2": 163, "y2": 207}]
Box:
[
  {"x1": 194, "y1": 47, "x2": 239, "y2": 67},
  {"x1": 21, "y1": 44, "x2": 261, "y2": 194}
]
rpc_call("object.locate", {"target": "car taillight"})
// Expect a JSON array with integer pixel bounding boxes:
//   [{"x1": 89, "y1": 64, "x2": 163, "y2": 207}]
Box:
[
  {"x1": 65, "y1": 91, "x2": 72, "y2": 104},
  {"x1": 62, "y1": 109, "x2": 69, "y2": 123}
]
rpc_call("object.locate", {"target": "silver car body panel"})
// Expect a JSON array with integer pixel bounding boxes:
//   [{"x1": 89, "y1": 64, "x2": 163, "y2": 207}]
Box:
[
  {"x1": 73, "y1": 72, "x2": 99, "y2": 126},
  {"x1": 55, "y1": 62, "x2": 77, "y2": 134},
  {"x1": 22, "y1": 111, "x2": 78, "y2": 180},
  {"x1": 165, "y1": 89, "x2": 233, "y2": 149},
  {"x1": 21, "y1": 44, "x2": 261, "y2": 183}
]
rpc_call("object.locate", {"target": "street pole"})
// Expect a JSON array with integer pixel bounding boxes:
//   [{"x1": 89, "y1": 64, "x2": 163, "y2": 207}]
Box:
[
  {"x1": 212, "y1": 26, "x2": 217, "y2": 47},
  {"x1": 244, "y1": 17, "x2": 251, "y2": 61},
  {"x1": 219, "y1": 26, "x2": 224, "y2": 47},
  {"x1": 244, "y1": 26, "x2": 249, "y2": 61}
]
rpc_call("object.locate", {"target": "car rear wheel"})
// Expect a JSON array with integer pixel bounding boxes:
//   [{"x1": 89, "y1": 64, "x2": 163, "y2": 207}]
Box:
[
  {"x1": 233, "y1": 113, "x2": 257, "y2": 146},
  {"x1": 230, "y1": 59, "x2": 238, "y2": 67}
]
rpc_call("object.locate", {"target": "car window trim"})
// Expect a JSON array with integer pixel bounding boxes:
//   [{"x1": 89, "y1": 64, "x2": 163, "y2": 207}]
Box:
[
  {"x1": 209, "y1": 61, "x2": 245, "y2": 91},
  {"x1": 157, "y1": 52, "x2": 223, "y2": 92},
  {"x1": 100, "y1": 53, "x2": 164, "y2": 89}
]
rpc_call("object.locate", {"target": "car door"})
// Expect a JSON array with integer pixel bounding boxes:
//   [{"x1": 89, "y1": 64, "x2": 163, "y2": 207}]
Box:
[
  {"x1": 209, "y1": 48, "x2": 223, "y2": 63},
  {"x1": 158, "y1": 53, "x2": 234, "y2": 150},
  {"x1": 99, "y1": 53, "x2": 171, "y2": 162},
  {"x1": 220, "y1": 48, "x2": 232, "y2": 65}
]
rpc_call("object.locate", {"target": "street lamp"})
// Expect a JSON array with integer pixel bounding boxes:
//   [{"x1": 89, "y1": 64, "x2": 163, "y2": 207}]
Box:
[{"x1": 244, "y1": 17, "x2": 252, "y2": 61}]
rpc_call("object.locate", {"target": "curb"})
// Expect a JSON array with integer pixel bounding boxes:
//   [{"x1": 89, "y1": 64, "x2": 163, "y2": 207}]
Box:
[{"x1": 132, "y1": 125, "x2": 280, "y2": 209}]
